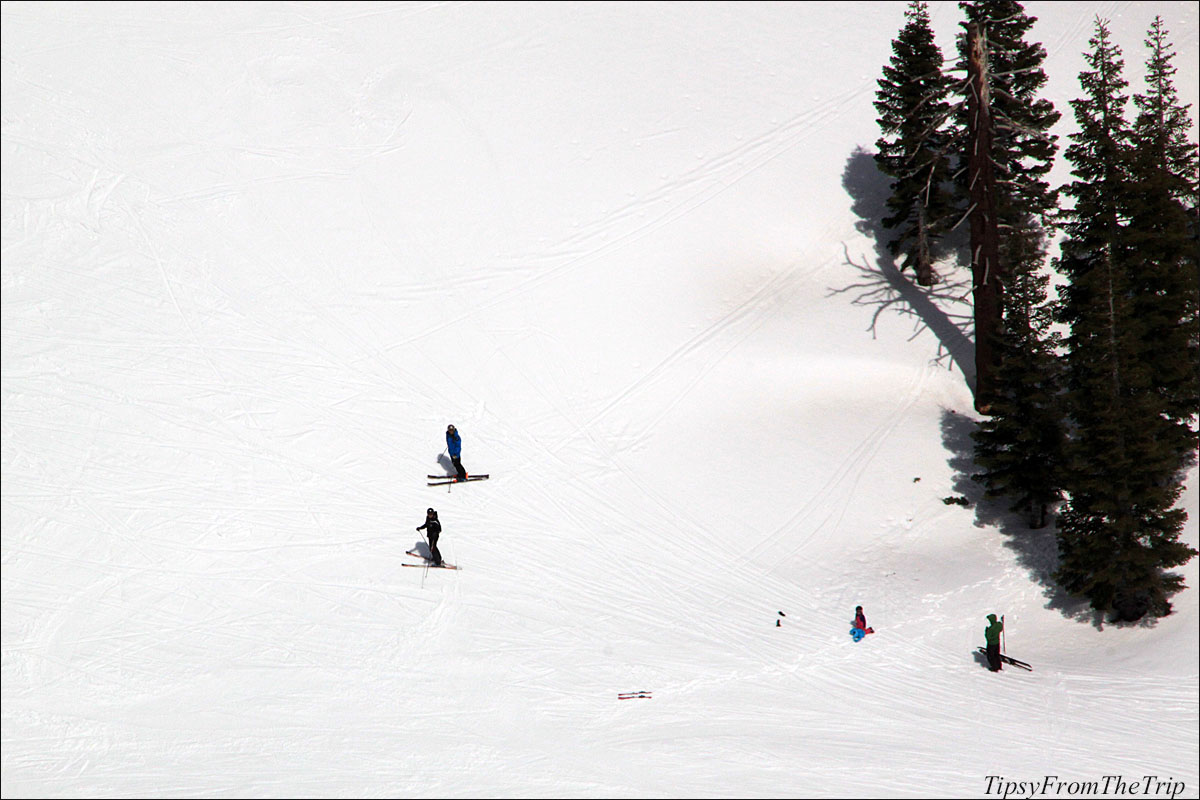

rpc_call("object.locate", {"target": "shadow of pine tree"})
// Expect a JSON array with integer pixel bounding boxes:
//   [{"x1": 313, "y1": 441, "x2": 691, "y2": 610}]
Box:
[
  {"x1": 939, "y1": 406, "x2": 1138, "y2": 629},
  {"x1": 835, "y1": 146, "x2": 977, "y2": 395}
]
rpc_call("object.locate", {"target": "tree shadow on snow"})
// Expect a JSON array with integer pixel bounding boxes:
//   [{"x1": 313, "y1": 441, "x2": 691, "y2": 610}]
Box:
[
  {"x1": 940, "y1": 407, "x2": 1118, "y2": 629},
  {"x1": 838, "y1": 147, "x2": 1165, "y2": 630},
  {"x1": 834, "y1": 146, "x2": 977, "y2": 397}
]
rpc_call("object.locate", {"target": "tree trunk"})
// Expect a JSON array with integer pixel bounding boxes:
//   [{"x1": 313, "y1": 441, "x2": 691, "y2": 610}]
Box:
[
  {"x1": 915, "y1": 203, "x2": 935, "y2": 286},
  {"x1": 966, "y1": 23, "x2": 1003, "y2": 413}
]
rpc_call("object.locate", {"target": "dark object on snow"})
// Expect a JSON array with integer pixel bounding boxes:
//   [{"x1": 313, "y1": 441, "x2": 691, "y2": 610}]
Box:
[
  {"x1": 417, "y1": 508, "x2": 443, "y2": 566},
  {"x1": 943, "y1": 495, "x2": 970, "y2": 506},
  {"x1": 976, "y1": 647, "x2": 1030, "y2": 670},
  {"x1": 984, "y1": 614, "x2": 1004, "y2": 671}
]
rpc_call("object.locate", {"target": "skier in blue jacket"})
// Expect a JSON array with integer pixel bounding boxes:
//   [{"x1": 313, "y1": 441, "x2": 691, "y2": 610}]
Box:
[{"x1": 446, "y1": 424, "x2": 467, "y2": 482}]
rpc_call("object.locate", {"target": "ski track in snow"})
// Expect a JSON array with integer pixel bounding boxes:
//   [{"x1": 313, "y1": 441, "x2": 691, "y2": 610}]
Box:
[
  {"x1": 3, "y1": 2, "x2": 1198, "y2": 797},
  {"x1": 748, "y1": 360, "x2": 933, "y2": 566},
  {"x1": 386, "y1": 77, "x2": 875, "y2": 349}
]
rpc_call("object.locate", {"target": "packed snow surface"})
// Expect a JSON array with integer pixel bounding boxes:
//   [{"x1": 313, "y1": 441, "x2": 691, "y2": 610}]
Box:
[{"x1": 3, "y1": 2, "x2": 1198, "y2": 797}]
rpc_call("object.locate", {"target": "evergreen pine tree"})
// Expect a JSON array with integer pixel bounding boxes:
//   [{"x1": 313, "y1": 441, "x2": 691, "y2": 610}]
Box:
[
  {"x1": 971, "y1": 220, "x2": 1064, "y2": 529},
  {"x1": 1125, "y1": 16, "x2": 1200, "y2": 459},
  {"x1": 1053, "y1": 19, "x2": 1197, "y2": 620},
  {"x1": 954, "y1": 2, "x2": 1060, "y2": 413},
  {"x1": 960, "y1": 0, "x2": 1066, "y2": 506},
  {"x1": 957, "y1": 1, "x2": 1061, "y2": 231},
  {"x1": 874, "y1": 1, "x2": 955, "y2": 286}
]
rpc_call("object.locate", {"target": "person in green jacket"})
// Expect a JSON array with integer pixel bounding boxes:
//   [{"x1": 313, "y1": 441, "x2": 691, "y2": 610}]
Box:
[{"x1": 984, "y1": 614, "x2": 1004, "y2": 672}]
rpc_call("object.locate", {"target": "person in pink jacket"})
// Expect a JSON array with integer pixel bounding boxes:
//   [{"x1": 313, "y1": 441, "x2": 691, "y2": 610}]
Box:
[{"x1": 850, "y1": 605, "x2": 875, "y2": 641}]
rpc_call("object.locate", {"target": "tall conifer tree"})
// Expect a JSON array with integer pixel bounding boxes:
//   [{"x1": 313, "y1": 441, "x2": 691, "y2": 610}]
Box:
[
  {"x1": 971, "y1": 221, "x2": 1064, "y2": 529},
  {"x1": 955, "y1": 2, "x2": 1060, "y2": 413},
  {"x1": 1054, "y1": 19, "x2": 1196, "y2": 620},
  {"x1": 957, "y1": 1, "x2": 1060, "y2": 230},
  {"x1": 961, "y1": 0, "x2": 1065, "y2": 503},
  {"x1": 874, "y1": 1, "x2": 955, "y2": 286},
  {"x1": 1126, "y1": 17, "x2": 1200, "y2": 459}
]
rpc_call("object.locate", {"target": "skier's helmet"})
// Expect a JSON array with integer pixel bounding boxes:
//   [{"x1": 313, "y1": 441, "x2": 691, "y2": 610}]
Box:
[{"x1": 427, "y1": 508, "x2": 436, "y2": 515}]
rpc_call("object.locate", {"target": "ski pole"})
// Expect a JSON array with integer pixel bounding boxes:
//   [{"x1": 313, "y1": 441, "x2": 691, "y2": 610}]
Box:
[
  {"x1": 1001, "y1": 614, "x2": 1006, "y2": 654},
  {"x1": 417, "y1": 527, "x2": 430, "y2": 557},
  {"x1": 411, "y1": 528, "x2": 430, "y2": 586}
]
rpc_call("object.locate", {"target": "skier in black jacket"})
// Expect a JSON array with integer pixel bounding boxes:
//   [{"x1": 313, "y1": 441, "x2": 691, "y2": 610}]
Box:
[{"x1": 417, "y1": 508, "x2": 443, "y2": 566}]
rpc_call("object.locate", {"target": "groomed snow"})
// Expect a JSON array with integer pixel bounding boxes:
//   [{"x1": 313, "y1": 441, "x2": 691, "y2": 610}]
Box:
[{"x1": 3, "y1": 2, "x2": 1197, "y2": 797}]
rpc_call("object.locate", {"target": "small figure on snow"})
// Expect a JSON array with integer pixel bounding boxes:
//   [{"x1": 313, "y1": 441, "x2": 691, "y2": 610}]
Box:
[
  {"x1": 984, "y1": 613, "x2": 1004, "y2": 671},
  {"x1": 850, "y1": 605, "x2": 875, "y2": 642},
  {"x1": 446, "y1": 424, "x2": 467, "y2": 482},
  {"x1": 417, "y1": 507, "x2": 443, "y2": 567}
]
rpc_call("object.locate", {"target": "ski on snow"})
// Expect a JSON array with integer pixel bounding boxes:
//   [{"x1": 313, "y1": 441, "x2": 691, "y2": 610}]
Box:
[
  {"x1": 404, "y1": 549, "x2": 461, "y2": 570},
  {"x1": 976, "y1": 647, "x2": 1032, "y2": 671},
  {"x1": 618, "y1": 691, "x2": 652, "y2": 700},
  {"x1": 427, "y1": 474, "x2": 490, "y2": 486}
]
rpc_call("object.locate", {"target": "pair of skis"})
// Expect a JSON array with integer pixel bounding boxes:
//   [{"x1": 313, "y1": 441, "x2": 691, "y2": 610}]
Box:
[
  {"x1": 976, "y1": 647, "x2": 1032, "y2": 671},
  {"x1": 410, "y1": 472, "x2": 487, "y2": 565},
  {"x1": 403, "y1": 549, "x2": 460, "y2": 571},
  {"x1": 618, "y1": 691, "x2": 652, "y2": 700},
  {"x1": 427, "y1": 473, "x2": 489, "y2": 487}
]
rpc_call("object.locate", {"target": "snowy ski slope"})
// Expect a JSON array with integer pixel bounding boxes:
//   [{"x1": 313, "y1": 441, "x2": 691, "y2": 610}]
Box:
[{"x1": 3, "y1": 2, "x2": 1198, "y2": 797}]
